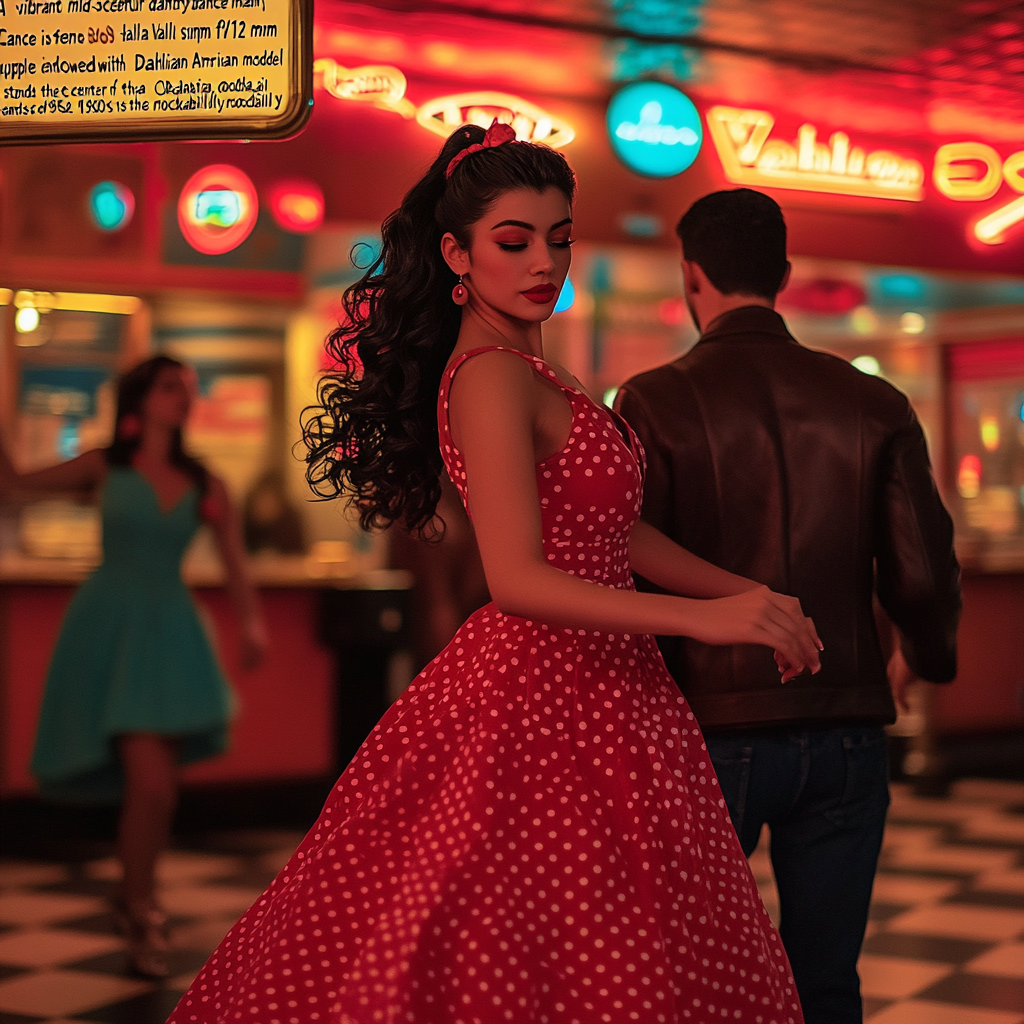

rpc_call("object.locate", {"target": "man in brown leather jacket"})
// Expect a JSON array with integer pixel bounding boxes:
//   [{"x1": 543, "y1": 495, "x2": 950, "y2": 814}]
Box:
[{"x1": 616, "y1": 189, "x2": 961, "y2": 1024}]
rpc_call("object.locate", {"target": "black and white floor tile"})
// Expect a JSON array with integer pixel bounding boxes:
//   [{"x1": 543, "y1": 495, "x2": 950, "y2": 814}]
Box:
[{"x1": 0, "y1": 780, "x2": 1021, "y2": 1024}]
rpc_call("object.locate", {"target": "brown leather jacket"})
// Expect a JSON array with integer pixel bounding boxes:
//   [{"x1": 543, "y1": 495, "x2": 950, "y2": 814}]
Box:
[{"x1": 617, "y1": 306, "x2": 960, "y2": 730}]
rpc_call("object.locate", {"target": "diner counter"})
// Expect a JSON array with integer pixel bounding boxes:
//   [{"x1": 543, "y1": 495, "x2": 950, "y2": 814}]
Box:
[{"x1": 0, "y1": 550, "x2": 412, "y2": 590}]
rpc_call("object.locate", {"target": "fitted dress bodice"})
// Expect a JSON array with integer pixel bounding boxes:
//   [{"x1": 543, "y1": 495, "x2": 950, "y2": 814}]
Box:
[
  {"x1": 98, "y1": 467, "x2": 199, "y2": 583},
  {"x1": 440, "y1": 349, "x2": 643, "y2": 593}
]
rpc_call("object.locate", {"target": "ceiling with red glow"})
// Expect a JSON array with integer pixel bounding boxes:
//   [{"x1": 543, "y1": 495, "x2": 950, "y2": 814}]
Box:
[{"x1": 315, "y1": 0, "x2": 1024, "y2": 142}]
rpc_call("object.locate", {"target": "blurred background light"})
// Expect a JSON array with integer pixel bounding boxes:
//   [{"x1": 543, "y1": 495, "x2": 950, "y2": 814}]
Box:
[
  {"x1": 958, "y1": 454, "x2": 982, "y2": 498},
  {"x1": 88, "y1": 181, "x2": 135, "y2": 232},
  {"x1": 554, "y1": 276, "x2": 575, "y2": 313},
  {"x1": 851, "y1": 355, "x2": 881, "y2": 376},
  {"x1": 900, "y1": 311, "x2": 927, "y2": 333},
  {"x1": 619, "y1": 212, "x2": 664, "y2": 238},
  {"x1": 980, "y1": 415, "x2": 1001, "y2": 451},
  {"x1": 851, "y1": 306, "x2": 879, "y2": 335},
  {"x1": 269, "y1": 179, "x2": 325, "y2": 234},
  {"x1": 14, "y1": 307, "x2": 40, "y2": 334}
]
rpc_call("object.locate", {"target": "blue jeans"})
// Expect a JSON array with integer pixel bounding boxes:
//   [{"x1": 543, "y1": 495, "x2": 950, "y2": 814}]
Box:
[{"x1": 705, "y1": 726, "x2": 890, "y2": 1024}]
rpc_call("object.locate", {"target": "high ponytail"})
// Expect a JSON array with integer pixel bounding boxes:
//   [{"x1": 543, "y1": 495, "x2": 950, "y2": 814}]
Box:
[{"x1": 302, "y1": 124, "x2": 576, "y2": 533}]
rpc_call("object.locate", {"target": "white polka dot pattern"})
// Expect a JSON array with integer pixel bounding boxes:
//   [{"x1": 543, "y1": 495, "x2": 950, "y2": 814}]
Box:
[{"x1": 169, "y1": 346, "x2": 802, "y2": 1024}]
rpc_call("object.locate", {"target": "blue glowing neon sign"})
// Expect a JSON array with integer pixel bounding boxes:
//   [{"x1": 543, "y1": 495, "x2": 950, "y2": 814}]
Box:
[
  {"x1": 89, "y1": 181, "x2": 134, "y2": 232},
  {"x1": 607, "y1": 82, "x2": 703, "y2": 178}
]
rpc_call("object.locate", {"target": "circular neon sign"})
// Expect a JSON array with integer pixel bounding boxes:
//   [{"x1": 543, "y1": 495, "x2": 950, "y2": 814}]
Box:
[
  {"x1": 607, "y1": 82, "x2": 703, "y2": 178},
  {"x1": 89, "y1": 181, "x2": 135, "y2": 232},
  {"x1": 178, "y1": 164, "x2": 258, "y2": 255}
]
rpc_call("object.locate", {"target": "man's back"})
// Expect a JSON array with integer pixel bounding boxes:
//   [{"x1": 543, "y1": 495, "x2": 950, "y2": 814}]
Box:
[{"x1": 618, "y1": 305, "x2": 960, "y2": 730}]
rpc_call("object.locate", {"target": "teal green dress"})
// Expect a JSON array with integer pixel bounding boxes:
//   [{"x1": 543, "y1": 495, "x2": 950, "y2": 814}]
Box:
[{"x1": 31, "y1": 467, "x2": 234, "y2": 802}]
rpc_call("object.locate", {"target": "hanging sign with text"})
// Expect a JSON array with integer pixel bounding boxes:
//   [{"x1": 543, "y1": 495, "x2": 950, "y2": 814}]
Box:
[{"x1": 0, "y1": 0, "x2": 310, "y2": 142}]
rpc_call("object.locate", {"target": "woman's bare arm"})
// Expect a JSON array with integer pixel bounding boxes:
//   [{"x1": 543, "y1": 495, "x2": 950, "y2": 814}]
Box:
[
  {"x1": 449, "y1": 351, "x2": 821, "y2": 677},
  {"x1": 0, "y1": 445, "x2": 108, "y2": 496},
  {"x1": 203, "y1": 475, "x2": 267, "y2": 668}
]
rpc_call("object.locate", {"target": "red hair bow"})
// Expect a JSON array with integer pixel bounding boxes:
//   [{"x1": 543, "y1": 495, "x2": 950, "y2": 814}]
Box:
[{"x1": 445, "y1": 120, "x2": 518, "y2": 178}]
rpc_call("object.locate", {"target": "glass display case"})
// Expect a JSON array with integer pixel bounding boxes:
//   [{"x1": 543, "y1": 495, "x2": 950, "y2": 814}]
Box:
[{"x1": 947, "y1": 340, "x2": 1024, "y2": 572}]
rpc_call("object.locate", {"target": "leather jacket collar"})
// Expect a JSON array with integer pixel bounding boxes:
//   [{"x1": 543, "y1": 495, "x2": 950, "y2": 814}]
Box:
[{"x1": 698, "y1": 305, "x2": 797, "y2": 345}]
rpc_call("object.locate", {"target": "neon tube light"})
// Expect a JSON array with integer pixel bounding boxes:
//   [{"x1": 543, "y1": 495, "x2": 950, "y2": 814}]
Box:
[
  {"x1": 974, "y1": 196, "x2": 1024, "y2": 245},
  {"x1": 416, "y1": 91, "x2": 574, "y2": 148},
  {"x1": 706, "y1": 106, "x2": 924, "y2": 201},
  {"x1": 933, "y1": 142, "x2": 1004, "y2": 200},
  {"x1": 313, "y1": 59, "x2": 415, "y2": 119},
  {"x1": 12, "y1": 290, "x2": 141, "y2": 314}
]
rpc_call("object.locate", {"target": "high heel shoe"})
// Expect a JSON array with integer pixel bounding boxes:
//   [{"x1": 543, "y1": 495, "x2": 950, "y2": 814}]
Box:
[{"x1": 114, "y1": 900, "x2": 171, "y2": 979}]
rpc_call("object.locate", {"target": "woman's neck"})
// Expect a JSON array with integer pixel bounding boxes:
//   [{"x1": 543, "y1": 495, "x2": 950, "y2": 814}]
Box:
[
  {"x1": 133, "y1": 425, "x2": 174, "y2": 465},
  {"x1": 456, "y1": 303, "x2": 544, "y2": 358}
]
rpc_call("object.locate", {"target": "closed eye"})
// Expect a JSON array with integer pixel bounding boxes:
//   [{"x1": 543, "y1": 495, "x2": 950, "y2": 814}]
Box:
[
  {"x1": 497, "y1": 242, "x2": 528, "y2": 252},
  {"x1": 551, "y1": 238, "x2": 576, "y2": 249}
]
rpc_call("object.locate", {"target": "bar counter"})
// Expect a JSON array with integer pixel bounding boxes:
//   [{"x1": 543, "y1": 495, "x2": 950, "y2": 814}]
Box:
[{"x1": 0, "y1": 553, "x2": 412, "y2": 798}]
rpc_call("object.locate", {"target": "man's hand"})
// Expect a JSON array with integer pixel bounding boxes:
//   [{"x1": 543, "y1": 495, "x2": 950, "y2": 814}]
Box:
[{"x1": 888, "y1": 646, "x2": 916, "y2": 714}]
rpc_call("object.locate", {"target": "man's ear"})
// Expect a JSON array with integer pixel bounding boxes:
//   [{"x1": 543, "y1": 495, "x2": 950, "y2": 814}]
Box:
[
  {"x1": 682, "y1": 259, "x2": 701, "y2": 294},
  {"x1": 441, "y1": 232, "x2": 470, "y2": 276},
  {"x1": 778, "y1": 261, "x2": 792, "y2": 294}
]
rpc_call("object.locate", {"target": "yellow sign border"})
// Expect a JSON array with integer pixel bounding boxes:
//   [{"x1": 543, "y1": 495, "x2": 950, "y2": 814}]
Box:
[{"x1": 0, "y1": 0, "x2": 311, "y2": 144}]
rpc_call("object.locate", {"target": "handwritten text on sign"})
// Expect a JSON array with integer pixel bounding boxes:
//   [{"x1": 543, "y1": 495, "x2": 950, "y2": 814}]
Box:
[{"x1": 0, "y1": 0, "x2": 310, "y2": 142}]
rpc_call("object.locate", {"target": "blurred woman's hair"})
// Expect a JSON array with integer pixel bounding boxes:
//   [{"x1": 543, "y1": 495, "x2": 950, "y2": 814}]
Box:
[
  {"x1": 106, "y1": 355, "x2": 208, "y2": 493},
  {"x1": 302, "y1": 124, "x2": 576, "y2": 533}
]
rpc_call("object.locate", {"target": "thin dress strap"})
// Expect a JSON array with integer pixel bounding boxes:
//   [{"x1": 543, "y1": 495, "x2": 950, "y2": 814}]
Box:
[
  {"x1": 437, "y1": 346, "x2": 582, "y2": 517},
  {"x1": 440, "y1": 345, "x2": 578, "y2": 404}
]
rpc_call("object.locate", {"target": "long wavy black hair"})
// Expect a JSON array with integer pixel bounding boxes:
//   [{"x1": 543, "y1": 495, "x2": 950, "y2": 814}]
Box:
[
  {"x1": 302, "y1": 124, "x2": 577, "y2": 533},
  {"x1": 106, "y1": 355, "x2": 208, "y2": 493}
]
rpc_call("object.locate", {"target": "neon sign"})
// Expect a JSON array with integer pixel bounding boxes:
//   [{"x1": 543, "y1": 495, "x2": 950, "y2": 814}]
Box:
[
  {"x1": 706, "y1": 106, "x2": 924, "y2": 201},
  {"x1": 178, "y1": 165, "x2": 258, "y2": 256},
  {"x1": 416, "y1": 92, "x2": 574, "y2": 148},
  {"x1": 89, "y1": 181, "x2": 134, "y2": 232},
  {"x1": 607, "y1": 82, "x2": 703, "y2": 178},
  {"x1": 313, "y1": 59, "x2": 416, "y2": 119},
  {"x1": 934, "y1": 142, "x2": 1024, "y2": 246},
  {"x1": 269, "y1": 179, "x2": 324, "y2": 233},
  {"x1": 312, "y1": 59, "x2": 574, "y2": 148}
]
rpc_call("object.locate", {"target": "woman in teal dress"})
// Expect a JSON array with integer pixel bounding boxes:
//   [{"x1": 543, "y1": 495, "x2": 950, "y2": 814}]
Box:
[{"x1": 0, "y1": 355, "x2": 266, "y2": 978}]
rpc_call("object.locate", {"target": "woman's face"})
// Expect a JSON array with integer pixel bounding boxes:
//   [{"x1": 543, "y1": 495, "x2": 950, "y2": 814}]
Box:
[
  {"x1": 141, "y1": 365, "x2": 195, "y2": 429},
  {"x1": 448, "y1": 186, "x2": 573, "y2": 322}
]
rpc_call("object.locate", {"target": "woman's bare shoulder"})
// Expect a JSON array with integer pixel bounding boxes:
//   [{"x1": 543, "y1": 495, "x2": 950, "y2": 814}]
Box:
[{"x1": 447, "y1": 347, "x2": 538, "y2": 401}]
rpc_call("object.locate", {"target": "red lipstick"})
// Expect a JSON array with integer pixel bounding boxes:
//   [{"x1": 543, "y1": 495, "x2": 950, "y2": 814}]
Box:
[{"x1": 522, "y1": 284, "x2": 558, "y2": 304}]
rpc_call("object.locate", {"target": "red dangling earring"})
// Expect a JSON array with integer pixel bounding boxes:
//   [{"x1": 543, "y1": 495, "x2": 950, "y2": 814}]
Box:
[
  {"x1": 118, "y1": 413, "x2": 142, "y2": 440},
  {"x1": 452, "y1": 275, "x2": 468, "y2": 306}
]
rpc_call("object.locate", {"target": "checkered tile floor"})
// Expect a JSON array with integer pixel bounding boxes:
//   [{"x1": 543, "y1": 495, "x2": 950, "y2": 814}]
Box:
[{"x1": 0, "y1": 779, "x2": 1021, "y2": 1024}]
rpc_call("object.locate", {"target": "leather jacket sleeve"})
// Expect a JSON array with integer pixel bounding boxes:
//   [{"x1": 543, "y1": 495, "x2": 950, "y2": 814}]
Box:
[{"x1": 874, "y1": 404, "x2": 961, "y2": 683}]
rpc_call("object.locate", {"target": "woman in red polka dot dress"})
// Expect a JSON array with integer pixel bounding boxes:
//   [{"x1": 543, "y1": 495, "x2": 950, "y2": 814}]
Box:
[{"x1": 169, "y1": 122, "x2": 823, "y2": 1024}]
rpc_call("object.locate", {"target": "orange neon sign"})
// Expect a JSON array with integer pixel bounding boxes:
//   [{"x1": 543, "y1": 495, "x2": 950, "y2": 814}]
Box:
[
  {"x1": 313, "y1": 59, "x2": 416, "y2": 118},
  {"x1": 416, "y1": 91, "x2": 574, "y2": 148},
  {"x1": 312, "y1": 63, "x2": 574, "y2": 149},
  {"x1": 934, "y1": 142, "x2": 1024, "y2": 245},
  {"x1": 706, "y1": 106, "x2": 924, "y2": 202}
]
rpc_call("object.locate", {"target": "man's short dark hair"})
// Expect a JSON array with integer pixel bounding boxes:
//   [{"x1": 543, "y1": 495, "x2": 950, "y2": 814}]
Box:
[{"x1": 676, "y1": 189, "x2": 788, "y2": 300}]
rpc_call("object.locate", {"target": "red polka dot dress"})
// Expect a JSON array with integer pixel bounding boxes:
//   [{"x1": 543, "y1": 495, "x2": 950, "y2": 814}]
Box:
[{"x1": 169, "y1": 347, "x2": 803, "y2": 1024}]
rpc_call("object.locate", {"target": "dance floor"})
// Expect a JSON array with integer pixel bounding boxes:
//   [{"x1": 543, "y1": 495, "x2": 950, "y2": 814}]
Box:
[{"x1": 0, "y1": 778, "x2": 1020, "y2": 1023}]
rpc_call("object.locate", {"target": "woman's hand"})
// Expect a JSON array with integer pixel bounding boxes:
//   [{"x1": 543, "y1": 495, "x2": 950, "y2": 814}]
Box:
[
  {"x1": 687, "y1": 585, "x2": 823, "y2": 682},
  {"x1": 239, "y1": 615, "x2": 268, "y2": 670}
]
